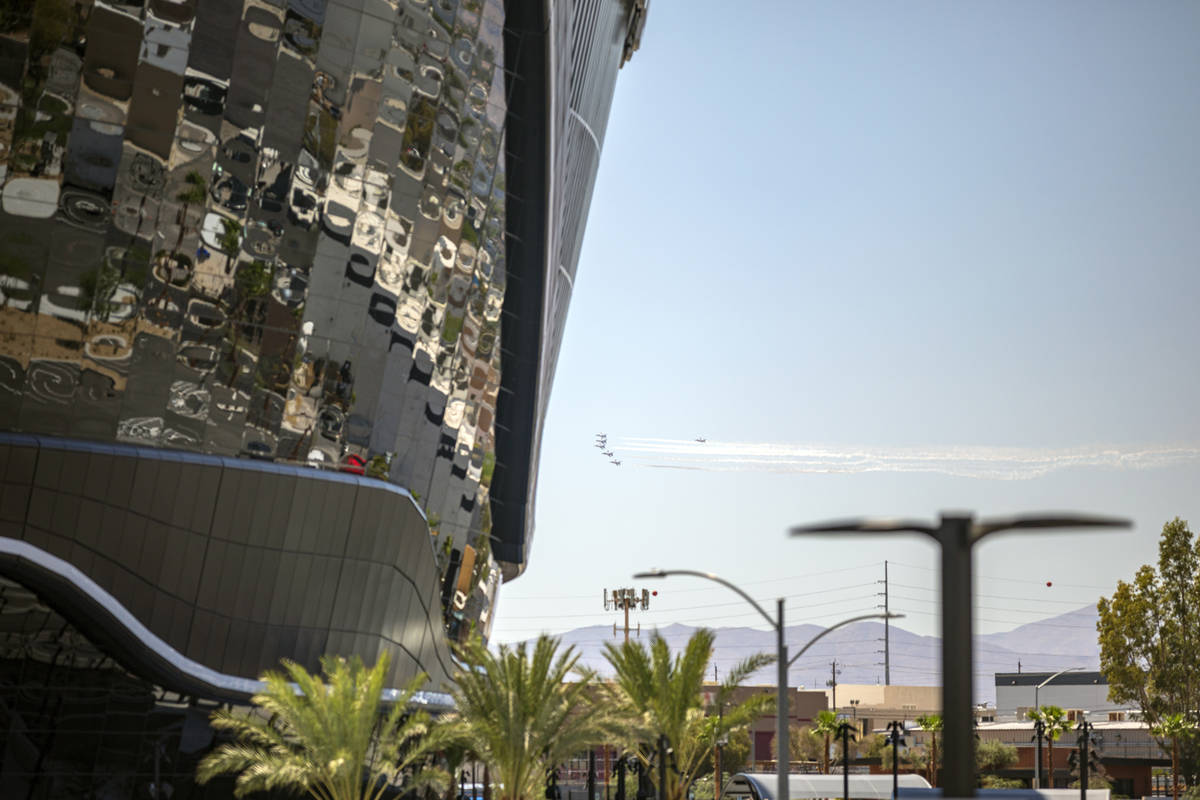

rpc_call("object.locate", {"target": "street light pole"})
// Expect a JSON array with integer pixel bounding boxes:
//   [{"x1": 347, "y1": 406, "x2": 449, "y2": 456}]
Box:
[
  {"x1": 1033, "y1": 719, "x2": 1046, "y2": 792},
  {"x1": 777, "y1": 597, "x2": 789, "y2": 798},
  {"x1": 789, "y1": 512, "x2": 1129, "y2": 799},
  {"x1": 839, "y1": 721, "x2": 854, "y2": 800},
  {"x1": 1033, "y1": 666, "x2": 1086, "y2": 789},
  {"x1": 635, "y1": 570, "x2": 789, "y2": 800},
  {"x1": 636, "y1": 570, "x2": 906, "y2": 800}
]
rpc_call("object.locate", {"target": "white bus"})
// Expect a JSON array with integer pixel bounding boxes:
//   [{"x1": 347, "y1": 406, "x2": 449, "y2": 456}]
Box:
[{"x1": 721, "y1": 772, "x2": 932, "y2": 800}]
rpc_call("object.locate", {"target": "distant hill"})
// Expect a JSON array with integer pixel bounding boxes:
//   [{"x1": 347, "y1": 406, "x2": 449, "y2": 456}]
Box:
[{"x1": 510, "y1": 605, "x2": 1100, "y2": 705}]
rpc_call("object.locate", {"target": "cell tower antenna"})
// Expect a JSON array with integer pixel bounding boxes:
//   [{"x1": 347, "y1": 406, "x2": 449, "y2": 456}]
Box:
[{"x1": 604, "y1": 587, "x2": 653, "y2": 643}]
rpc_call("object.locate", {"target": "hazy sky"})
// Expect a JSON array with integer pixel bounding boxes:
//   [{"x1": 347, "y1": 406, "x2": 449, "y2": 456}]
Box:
[{"x1": 489, "y1": 0, "x2": 1200, "y2": 672}]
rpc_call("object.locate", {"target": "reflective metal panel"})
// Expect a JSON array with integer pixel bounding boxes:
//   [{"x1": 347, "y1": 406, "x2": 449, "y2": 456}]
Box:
[{"x1": 0, "y1": 0, "x2": 508, "y2": 631}]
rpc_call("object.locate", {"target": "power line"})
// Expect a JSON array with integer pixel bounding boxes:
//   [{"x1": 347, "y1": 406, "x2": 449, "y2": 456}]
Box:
[
  {"x1": 886, "y1": 560, "x2": 1117, "y2": 591},
  {"x1": 886, "y1": 591, "x2": 1096, "y2": 618},
  {"x1": 888, "y1": 582, "x2": 1098, "y2": 606},
  {"x1": 496, "y1": 588, "x2": 881, "y2": 621},
  {"x1": 501, "y1": 562, "x2": 890, "y2": 600},
  {"x1": 883, "y1": 607, "x2": 1097, "y2": 630},
  {"x1": 494, "y1": 603, "x2": 883, "y2": 631}
]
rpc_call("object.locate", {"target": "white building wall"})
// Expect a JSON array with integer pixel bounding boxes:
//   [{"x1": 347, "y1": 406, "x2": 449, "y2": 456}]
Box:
[{"x1": 995, "y1": 682, "x2": 1129, "y2": 719}]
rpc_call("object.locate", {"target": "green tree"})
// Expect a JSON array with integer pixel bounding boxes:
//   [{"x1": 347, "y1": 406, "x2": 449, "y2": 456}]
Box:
[
  {"x1": 881, "y1": 741, "x2": 924, "y2": 774},
  {"x1": 1067, "y1": 740, "x2": 1111, "y2": 791},
  {"x1": 812, "y1": 710, "x2": 840, "y2": 775},
  {"x1": 718, "y1": 726, "x2": 752, "y2": 776},
  {"x1": 225, "y1": 259, "x2": 272, "y2": 385},
  {"x1": 1027, "y1": 706, "x2": 1070, "y2": 788},
  {"x1": 976, "y1": 739, "x2": 1018, "y2": 778},
  {"x1": 445, "y1": 634, "x2": 616, "y2": 800},
  {"x1": 1099, "y1": 517, "x2": 1200, "y2": 785},
  {"x1": 915, "y1": 714, "x2": 943, "y2": 787},
  {"x1": 859, "y1": 733, "x2": 888, "y2": 761},
  {"x1": 196, "y1": 652, "x2": 446, "y2": 800},
  {"x1": 787, "y1": 725, "x2": 825, "y2": 766},
  {"x1": 691, "y1": 776, "x2": 716, "y2": 800},
  {"x1": 1152, "y1": 713, "x2": 1197, "y2": 800},
  {"x1": 604, "y1": 629, "x2": 773, "y2": 800},
  {"x1": 981, "y1": 776, "x2": 1024, "y2": 789},
  {"x1": 175, "y1": 170, "x2": 209, "y2": 252},
  {"x1": 220, "y1": 217, "x2": 244, "y2": 257},
  {"x1": 78, "y1": 261, "x2": 121, "y2": 320}
]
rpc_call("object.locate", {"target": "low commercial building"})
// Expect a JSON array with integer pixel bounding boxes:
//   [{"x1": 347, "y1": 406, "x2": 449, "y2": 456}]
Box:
[
  {"x1": 976, "y1": 719, "x2": 1164, "y2": 797},
  {"x1": 995, "y1": 671, "x2": 1136, "y2": 721},
  {"x1": 828, "y1": 684, "x2": 942, "y2": 739}
]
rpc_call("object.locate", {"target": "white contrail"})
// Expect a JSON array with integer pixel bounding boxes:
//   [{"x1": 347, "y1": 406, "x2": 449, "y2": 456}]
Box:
[{"x1": 610, "y1": 438, "x2": 1200, "y2": 480}]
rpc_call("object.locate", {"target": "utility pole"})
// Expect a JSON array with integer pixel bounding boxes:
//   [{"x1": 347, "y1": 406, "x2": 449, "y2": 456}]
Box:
[
  {"x1": 877, "y1": 561, "x2": 891, "y2": 685},
  {"x1": 828, "y1": 661, "x2": 839, "y2": 711},
  {"x1": 605, "y1": 588, "x2": 652, "y2": 643}
]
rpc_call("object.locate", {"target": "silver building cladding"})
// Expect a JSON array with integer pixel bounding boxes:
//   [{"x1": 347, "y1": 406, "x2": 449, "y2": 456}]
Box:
[
  {"x1": 494, "y1": 0, "x2": 646, "y2": 578},
  {"x1": 0, "y1": 0, "x2": 645, "y2": 732}
]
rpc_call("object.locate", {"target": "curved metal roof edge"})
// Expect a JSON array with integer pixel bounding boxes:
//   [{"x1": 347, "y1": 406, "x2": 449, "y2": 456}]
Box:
[{"x1": 0, "y1": 537, "x2": 456, "y2": 712}]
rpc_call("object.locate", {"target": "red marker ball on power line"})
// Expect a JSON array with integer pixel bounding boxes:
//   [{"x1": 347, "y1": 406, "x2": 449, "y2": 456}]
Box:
[
  {"x1": 652, "y1": 591, "x2": 657, "y2": 596},
  {"x1": 1046, "y1": 581, "x2": 1052, "y2": 587}
]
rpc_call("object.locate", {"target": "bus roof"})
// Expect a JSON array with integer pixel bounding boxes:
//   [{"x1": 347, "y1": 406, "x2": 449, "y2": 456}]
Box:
[{"x1": 722, "y1": 772, "x2": 933, "y2": 800}]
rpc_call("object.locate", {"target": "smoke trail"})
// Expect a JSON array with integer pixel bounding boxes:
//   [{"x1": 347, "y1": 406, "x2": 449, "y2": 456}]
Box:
[{"x1": 610, "y1": 439, "x2": 1200, "y2": 480}]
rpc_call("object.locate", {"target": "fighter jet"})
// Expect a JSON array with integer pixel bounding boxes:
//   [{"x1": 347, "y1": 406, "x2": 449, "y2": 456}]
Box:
[
  {"x1": 610, "y1": 459, "x2": 622, "y2": 466},
  {"x1": 695, "y1": 437, "x2": 707, "y2": 443},
  {"x1": 594, "y1": 442, "x2": 606, "y2": 448},
  {"x1": 602, "y1": 450, "x2": 614, "y2": 457}
]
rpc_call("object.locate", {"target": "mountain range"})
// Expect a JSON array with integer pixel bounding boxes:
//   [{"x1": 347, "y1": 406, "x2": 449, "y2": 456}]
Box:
[{"x1": 512, "y1": 604, "x2": 1101, "y2": 705}]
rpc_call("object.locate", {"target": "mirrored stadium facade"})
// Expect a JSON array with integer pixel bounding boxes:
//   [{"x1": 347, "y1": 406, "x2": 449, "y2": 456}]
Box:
[{"x1": 0, "y1": 0, "x2": 647, "y2": 794}]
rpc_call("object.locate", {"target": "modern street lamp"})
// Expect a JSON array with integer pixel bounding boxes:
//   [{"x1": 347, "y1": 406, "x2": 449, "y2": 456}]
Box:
[
  {"x1": 1033, "y1": 666, "x2": 1087, "y2": 789},
  {"x1": 886, "y1": 721, "x2": 905, "y2": 800},
  {"x1": 789, "y1": 512, "x2": 1130, "y2": 799},
  {"x1": 838, "y1": 720, "x2": 855, "y2": 800},
  {"x1": 634, "y1": 569, "x2": 903, "y2": 800}
]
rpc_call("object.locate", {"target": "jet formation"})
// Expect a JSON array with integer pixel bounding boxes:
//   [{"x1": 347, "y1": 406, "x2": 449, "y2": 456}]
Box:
[{"x1": 595, "y1": 433, "x2": 621, "y2": 466}]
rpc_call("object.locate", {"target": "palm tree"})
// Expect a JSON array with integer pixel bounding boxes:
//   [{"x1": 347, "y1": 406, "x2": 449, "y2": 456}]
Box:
[
  {"x1": 196, "y1": 652, "x2": 446, "y2": 800},
  {"x1": 444, "y1": 634, "x2": 617, "y2": 800},
  {"x1": 703, "y1": 653, "x2": 775, "y2": 785},
  {"x1": 174, "y1": 169, "x2": 208, "y2": 252},
  {"x1": 915, "y1": 714, "x2": 942, "y2": 787},
  {"x1": 1026, "y1": 705, "x2": 1070, "y2": 789},
  {"x1": 811, "y1": 710, "x2": 840, "y2": 775},
  {"x1": 225, "y1": 259, "x2": 271, "y2": 386},
  {"x1": 1152, "y1": 713, "x2": 1195, "y2": 800},
  {"x1": 604, "y1": 629, "x2": 773, "y2": 800}
]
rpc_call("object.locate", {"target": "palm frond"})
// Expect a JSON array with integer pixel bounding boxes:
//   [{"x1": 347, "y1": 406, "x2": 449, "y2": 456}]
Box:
[
  {"x1": 452, "y1": 633, "x2": 617, "y2": 800},
  {"x1": 197, "y1": 651, "x2": 442, "y2": 800}
]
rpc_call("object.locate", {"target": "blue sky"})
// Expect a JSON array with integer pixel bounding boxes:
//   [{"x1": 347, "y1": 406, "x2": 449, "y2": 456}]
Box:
[{"x1": 490, "y1": 1, "x2": 1200, "y2": 660}]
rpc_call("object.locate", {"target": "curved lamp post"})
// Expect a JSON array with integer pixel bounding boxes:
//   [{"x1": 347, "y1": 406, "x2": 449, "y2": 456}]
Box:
[
  {"x1": 788, "y1": 512, "x2": 1129, "y2": 799},
  {"x1": 1033, "y1": 666, "x2": 1087, "y2": 788},
  {"x1": 634, "y1": 568, "x2": 903, "y2": 800}
]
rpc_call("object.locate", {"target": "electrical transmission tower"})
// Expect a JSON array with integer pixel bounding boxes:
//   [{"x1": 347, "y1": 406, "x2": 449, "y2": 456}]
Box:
[{"x1": 877, "y1": 560, "x2": 891, "y2": 685}]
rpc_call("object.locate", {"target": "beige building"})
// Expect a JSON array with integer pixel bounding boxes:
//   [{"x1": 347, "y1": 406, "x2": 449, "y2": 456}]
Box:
[{"x1": 825, "y1": 684, "x2": 942, "y2": 738}]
